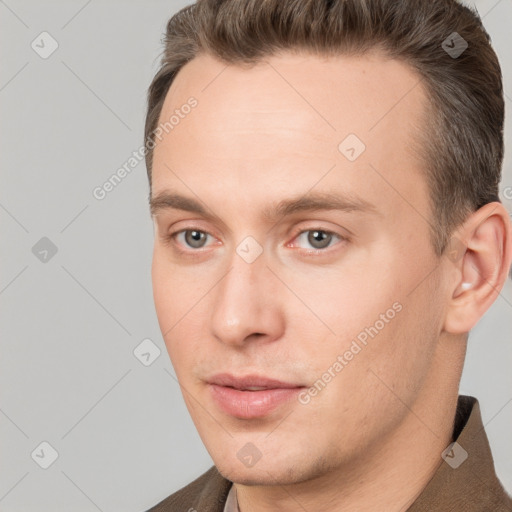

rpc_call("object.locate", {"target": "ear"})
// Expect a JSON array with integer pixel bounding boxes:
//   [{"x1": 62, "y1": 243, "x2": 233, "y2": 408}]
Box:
[{"x1": 443, "y1": 202, "x2": 512, "y2": 334}]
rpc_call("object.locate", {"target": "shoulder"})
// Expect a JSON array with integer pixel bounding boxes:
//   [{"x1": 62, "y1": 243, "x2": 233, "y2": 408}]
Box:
[{"x1": 145, "y1": 465, "x2": 232, "y2": 512}]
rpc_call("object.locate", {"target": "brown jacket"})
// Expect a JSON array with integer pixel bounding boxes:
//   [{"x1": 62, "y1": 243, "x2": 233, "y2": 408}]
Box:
[{"x1": 146, "y1": 395, "x2": 512, "y2": 511}]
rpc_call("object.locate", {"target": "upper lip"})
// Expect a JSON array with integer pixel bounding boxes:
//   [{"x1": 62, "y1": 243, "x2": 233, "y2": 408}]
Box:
[{"x1": 207, "y1": 373, "x2": 305, "y2": 390}]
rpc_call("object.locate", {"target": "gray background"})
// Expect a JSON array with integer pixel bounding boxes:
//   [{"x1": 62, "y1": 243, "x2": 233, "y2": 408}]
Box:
[{"x1": 0, "y1": 1, "x2": 511, "y2": 511}]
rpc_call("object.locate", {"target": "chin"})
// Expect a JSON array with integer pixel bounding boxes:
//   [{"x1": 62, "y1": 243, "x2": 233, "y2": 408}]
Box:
[{"x1": 214, "y1": 456, "x2": 325, "y2": 487}]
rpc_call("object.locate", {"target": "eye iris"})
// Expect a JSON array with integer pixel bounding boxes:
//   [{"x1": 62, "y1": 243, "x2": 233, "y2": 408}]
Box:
[
  {"x1": 185, "y1": 230, "x2": 206, "y2": 248},
  {"x1": 308, "y1": 230, "x2": 331, "y2": 249}
]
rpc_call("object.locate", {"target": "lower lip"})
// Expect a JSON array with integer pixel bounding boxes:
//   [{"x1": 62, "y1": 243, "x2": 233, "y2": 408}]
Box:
[{"x1": 208, "y1": 384, "x2": 304, "y2": 419}]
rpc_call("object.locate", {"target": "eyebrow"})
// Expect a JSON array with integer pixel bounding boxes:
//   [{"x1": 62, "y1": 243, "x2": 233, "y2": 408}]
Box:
[{"x1": 149, "y1": 190, "x2": 379, "y2": 222}]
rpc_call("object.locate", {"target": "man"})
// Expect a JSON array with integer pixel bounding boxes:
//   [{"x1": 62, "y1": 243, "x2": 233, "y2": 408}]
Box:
[{"x1": 144, "y1": 0, "x2": 512, "y2": 510}]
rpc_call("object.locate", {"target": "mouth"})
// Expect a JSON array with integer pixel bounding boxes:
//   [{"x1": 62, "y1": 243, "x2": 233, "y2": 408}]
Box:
[{"x1": 206, "y1": 373, "x2": 307, "y2": 419}]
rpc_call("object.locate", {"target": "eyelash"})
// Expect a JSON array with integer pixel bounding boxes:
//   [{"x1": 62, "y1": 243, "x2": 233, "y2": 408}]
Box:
[{"x1": 161, "y1": 227, "x2": 347, "y2": 257}]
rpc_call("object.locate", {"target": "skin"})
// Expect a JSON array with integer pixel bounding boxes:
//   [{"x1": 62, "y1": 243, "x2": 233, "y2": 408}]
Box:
[{"x1": 150, "y1": 51, "x2": 512, "y2": 512}]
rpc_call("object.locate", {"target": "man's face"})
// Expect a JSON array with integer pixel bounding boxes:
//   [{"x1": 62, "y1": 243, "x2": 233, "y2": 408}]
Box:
[{"x1": 150, "y1": 51, "x2": 451, "y2": 484}]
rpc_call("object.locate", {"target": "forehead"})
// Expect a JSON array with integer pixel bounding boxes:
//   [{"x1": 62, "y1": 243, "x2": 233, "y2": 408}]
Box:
[{"x1": 151, "y1": 51, "x2": 429, "y2": 223}]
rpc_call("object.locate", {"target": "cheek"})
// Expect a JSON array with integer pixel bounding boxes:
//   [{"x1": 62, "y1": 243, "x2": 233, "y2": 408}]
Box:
[
  {"x1": 151, "y1": 251, "x2": 174, "y2": 330},
  {"x1": 342, "y1": 281, "x2": 440, "y2": 411},
  {"x1": 290, "y1": 255, "x2": 439, "y2": 397},
  {"x1": 310, "y1": 298, "x2": 439, "y2": 453},
  {"x1": 275, "y1": 260, "x2": 400, "y2": 351},
  {"x1": 151, "y1": 249, "x2": 213, "y2": 370},
  {"x1": 151, "y1": 250, "x2": 188, "y2": 358},
  {"x1": 151, "y1": 248, "x2": 197, "y2": 326}
]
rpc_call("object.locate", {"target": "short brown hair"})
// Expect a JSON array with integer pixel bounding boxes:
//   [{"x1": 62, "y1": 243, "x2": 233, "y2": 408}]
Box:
[{"x1": 144, "y1": 0, "x2": 504, "y2": 255}]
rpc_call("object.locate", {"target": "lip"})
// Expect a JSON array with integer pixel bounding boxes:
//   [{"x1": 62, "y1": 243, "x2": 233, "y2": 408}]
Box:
[
  {"x1": 207, "y1": 373, "x2": 306, "y2": 419},
  {"x1": 207, "y1": 373, "x2": 303, "y2": 389}
]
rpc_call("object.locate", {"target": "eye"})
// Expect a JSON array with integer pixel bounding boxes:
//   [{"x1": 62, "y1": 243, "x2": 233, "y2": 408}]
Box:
[
  {"x1": 291, "y1": 229, "x2": 344, "y2": 251},
  {"x1": 173, "y1": 229, "x2": 214, "y2": 249},
  {"x1": 163, "y1": 227, "x2": 346, "y2": 255}
]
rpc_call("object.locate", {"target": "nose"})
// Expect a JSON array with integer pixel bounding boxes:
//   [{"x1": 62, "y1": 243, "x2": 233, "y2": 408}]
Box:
[{"x1": 210, "y1": 249, "x2": 285, "y2": 348}]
